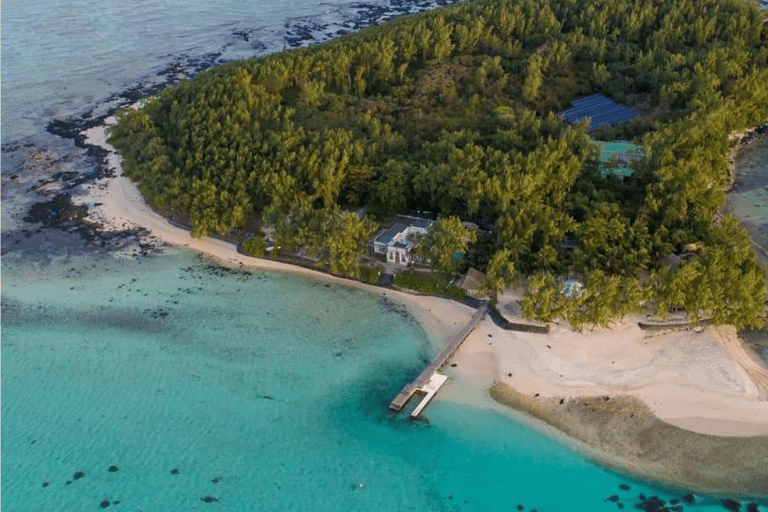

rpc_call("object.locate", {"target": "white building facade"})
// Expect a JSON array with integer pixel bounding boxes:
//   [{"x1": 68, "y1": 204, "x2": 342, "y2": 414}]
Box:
[{"x1": 372, "y1": 218, "x2": 433, "y2": 266}]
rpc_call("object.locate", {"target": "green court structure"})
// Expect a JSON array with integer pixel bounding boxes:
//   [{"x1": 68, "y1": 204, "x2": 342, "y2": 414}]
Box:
[{"x1": 595, "y1": 141, "x2": 643, "y2": 178}]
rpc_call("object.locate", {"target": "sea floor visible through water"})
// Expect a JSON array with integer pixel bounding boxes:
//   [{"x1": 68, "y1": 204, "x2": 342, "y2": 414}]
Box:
[
  {"x1": 2, "y1": 249, "x2": 767, "y2": 511},
  {"x1": 2, "y1": 0, "x2": 768, "y2": 508}
]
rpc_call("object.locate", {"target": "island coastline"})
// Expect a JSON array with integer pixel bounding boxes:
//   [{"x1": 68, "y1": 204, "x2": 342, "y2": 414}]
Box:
[{"x1": 78, "y1": 116, "x2": 768, "y2": 498}]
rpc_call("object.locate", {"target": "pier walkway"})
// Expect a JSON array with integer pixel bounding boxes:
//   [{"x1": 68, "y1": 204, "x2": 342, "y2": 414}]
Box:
[{"x1": 389, "y1": 302, "x2": 488, "y2": 415}]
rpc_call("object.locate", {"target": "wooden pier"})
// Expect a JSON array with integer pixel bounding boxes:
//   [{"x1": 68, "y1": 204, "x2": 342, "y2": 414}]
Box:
[{"x1": 389, "y1": 302, "x2": 488, "y2": 415}]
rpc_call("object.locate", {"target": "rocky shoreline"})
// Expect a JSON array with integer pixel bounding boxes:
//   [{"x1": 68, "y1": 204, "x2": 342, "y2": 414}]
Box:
[
  {"x1": 1, "y1": 0, "x2": 467, "y2": 262},
  {"x1": 727, "y1": 119, "x2": 768, "y2": 192}
]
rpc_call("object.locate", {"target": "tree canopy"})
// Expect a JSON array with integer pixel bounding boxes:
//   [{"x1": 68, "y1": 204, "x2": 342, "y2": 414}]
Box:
[{"x1": 108, "y1": 0, "x2": 768, "y2": 328}]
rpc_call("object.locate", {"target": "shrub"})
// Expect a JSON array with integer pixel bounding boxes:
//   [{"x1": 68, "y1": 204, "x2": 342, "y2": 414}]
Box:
[
  {"x1": 358, "y1": 265, "x2": 382, "y2": 284},
  {"x1": 394, "y1": 271, "x2": 466, "y2": 300},
  {"x1": 242, "y1": 236, "x2": 266, "y2": 258}
]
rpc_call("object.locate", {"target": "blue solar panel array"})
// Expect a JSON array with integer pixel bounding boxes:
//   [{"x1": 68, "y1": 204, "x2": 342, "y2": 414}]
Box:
[{"x1": 561, "y1": 94, "x2": 638, "y2": 131}]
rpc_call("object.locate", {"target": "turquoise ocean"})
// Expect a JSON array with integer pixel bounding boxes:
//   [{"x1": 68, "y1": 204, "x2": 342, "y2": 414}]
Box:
[
  {"x1": 4, "y1": 249, "x2": 766, "y2": 511},
  {"x1": 2, "y1": 0, "x2": 768, "y2": 509}
]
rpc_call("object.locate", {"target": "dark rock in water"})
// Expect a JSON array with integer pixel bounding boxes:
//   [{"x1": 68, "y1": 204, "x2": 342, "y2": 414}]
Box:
[
  {"x1": 201, "y1": 495, "x2": 218, "y2": 503},
  {"x1": 617, "y1": 504, "x2": 624, "y2": 510},
  {"x1": 73, "y1": 471, "x2": 85, "y2": 480},
  {"x1": 65, "y1": 480, "x2": 72, "y2": 485},
  {"x1": 108, "y1": 465, "x2": 119, "y2": 472},
  {"x1": 170, "y1": 468, "x2": 180, "y2": 475},
  {"x1": 682, "y1": 494, "x2": 695, "y2": 504},
  {"x1": 211, "y1": 476, "x2": 222, "y2": 484},
  {"x1": 42, "y1": 481, "x2": 50, "y2": 487},
  {"x1": 619, "y1": 484, "x2": 631, "y2": 491},
  {"x1": 669, "y1": 499, "x2": 680, "y2": 505},
  {"x1": 670, "y1": 505, "x2": 684, "y2": 512},
  {"x1": 638, "y1": 493, "x2": 646, "y2": 500},
  {"x1": 100, "y1": 499, "x2": 110, "y2": 508},
  {"x1": 721, "y1": 499, "x2": 741, "y2": 512},
  {"x1": 746, "y1": 504, "x2": 758, "y2": 512},
  {"x1": 607, "y1": 494, "x2": 620, "y2": 502},
  {"x1": 25, "y1": 193, "x2": 88, "y2": 227},
  {"x1": 233, "y1": 30, "x2": 250, "y2": 42},
  {"x1": 636, "y1": 495, "x2": 666, "y2": 511},
  {"x1": 517, "y1": 505, "x2": 524, "y2": 511}
]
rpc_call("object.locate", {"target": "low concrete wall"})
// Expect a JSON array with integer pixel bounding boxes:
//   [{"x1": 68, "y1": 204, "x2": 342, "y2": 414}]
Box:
[{"x1": 463, "y1": 297, "x2": 550, "y2": 334}]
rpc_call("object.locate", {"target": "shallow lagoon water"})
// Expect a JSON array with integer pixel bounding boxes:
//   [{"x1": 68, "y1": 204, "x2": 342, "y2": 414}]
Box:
[
  {"x1": 3, "y1": 250, "x2": 767, "y2": 511},
  {"x1": 3, "y1": 0, "x2": 768, "y2": 508}
]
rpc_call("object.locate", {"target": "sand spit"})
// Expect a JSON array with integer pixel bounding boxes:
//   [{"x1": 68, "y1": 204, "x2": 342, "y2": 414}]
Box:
[{"x1": 490, "y1": 384, "x2": 768, "y2": 496}]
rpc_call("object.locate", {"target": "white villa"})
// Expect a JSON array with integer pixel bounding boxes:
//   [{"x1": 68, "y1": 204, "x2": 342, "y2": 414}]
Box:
[{"x1": 372, "y1": 217, "x2": 434, "y2": 266}]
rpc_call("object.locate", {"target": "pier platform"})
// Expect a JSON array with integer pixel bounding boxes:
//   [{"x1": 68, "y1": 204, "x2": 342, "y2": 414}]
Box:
[
  {"x1": 390, "y1": 302, "x2": 488, "y2": 415},
  {"x1": 410, "y1": 373, "x2": 448, "y2": 418}
]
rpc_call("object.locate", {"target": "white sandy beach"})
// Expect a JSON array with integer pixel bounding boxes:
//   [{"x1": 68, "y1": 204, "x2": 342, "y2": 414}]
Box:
[
  {"x1": 453, "y1": 312, "x2": 768, "y2": 437},
  {"x1": 81, "y1": 118, "x2": 768, "y2": 444}
]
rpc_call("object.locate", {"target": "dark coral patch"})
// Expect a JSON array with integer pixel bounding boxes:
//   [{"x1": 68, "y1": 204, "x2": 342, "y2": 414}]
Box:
[{"x1": 635, "y1": 496, "x2": 667, "y2": 511}]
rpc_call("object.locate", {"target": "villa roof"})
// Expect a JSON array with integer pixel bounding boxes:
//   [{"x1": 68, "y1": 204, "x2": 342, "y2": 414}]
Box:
[
  {"x1": 375, "y1": 223, "x2": 409, "y2": 245},
  {"x1": 395, "y1": 215, "x2": 434, "y2": 230},
  {"x1": 408, "y1": 217, "x2": 433, "y2": 230},
  {"x1": 458, "y1": 267, "x2": 486, "y2": 293},
  {"x1": 375, "y1": 217, "x2": 435, "y2": 246}
]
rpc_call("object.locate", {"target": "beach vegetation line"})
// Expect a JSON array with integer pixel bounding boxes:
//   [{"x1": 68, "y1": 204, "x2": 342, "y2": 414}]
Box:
[{"x1": 108, "y1": 0, "x2": 768, "y2": 328}]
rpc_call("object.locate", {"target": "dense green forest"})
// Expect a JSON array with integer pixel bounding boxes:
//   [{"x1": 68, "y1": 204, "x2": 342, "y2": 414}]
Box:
[{"x1": 109, "y1": 0, "x2": 768, "y2": 328}]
